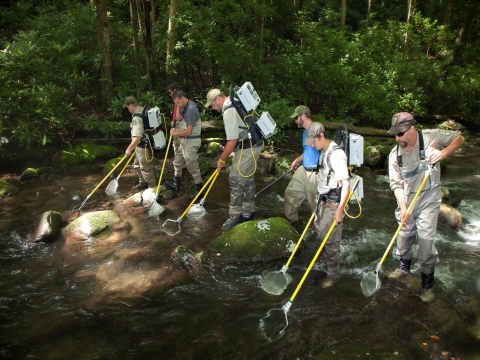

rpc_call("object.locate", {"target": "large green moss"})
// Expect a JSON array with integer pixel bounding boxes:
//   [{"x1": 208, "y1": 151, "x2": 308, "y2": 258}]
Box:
[
  {"x1": 102, "y1": 156, "x2": 125, "y2": 176},
  {"x1": 65, "y1": 210, "x2": 122, "y2": 237},
  {"x1": 52, "y1": 142, "x2": 121, "y2": 168},
  {"x1": 208, "y1": 217, "x2": 299, "y2": 262},
  {"x1": 0, "y1": 178, "x2": 20, "y2": 198}
]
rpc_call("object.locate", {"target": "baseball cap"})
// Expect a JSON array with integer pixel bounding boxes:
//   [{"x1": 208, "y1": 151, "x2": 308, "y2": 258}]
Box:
[
  {"x1": 304, "y1": 122, "x2": 326, "y2": 146},
  {"x1": 124, "y1": 96, "x2": 137, "y2": 107},
  {"x1": 205, "y1": 88, "x2": 222, "y2": 108},
  {"x1": 387, "y1": 112, "x2": 416, "y2": 135},
  {"x1": 290, "y1": 105, "x2": 311, "y2": 119}
]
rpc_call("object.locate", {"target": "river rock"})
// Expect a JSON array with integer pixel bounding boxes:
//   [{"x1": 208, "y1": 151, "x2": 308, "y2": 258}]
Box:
[
  {"x1": 31, "y1": 210, "x2": 63, "y2": 243},
  {"x1": 363, "y1": 146, "x2": 382, "y2": 167},
  {"x1": 123, "y1": 192, "x2": 143, "y2": 207},
  {"x1": 438, "y1": 203, "x2": 462, "y2": 230},
  {"x1": 0, "y1": 178, "x2": 20, "y2": 198},
  {"x1": 64, "y1": 210, "x2": 122, "y2": 237},
  {"x1": 18, "y1": 167, "x2": 38, "y2": 182},
  {"x1": 208, "y1": 217, "x2": 299, "y2": 262}
]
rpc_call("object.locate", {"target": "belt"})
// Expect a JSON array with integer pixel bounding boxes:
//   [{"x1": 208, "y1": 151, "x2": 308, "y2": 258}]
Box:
[
  {"x1": 304, "y1": 167, "x2": 318, "y2": 172},
  {"x1": 184, "y1": 135, "x2": 201, "y2": 139}
]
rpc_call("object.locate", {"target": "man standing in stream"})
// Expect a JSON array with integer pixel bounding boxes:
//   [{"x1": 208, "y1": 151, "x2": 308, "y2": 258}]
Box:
[
  {"x1": 124, "y1": 96, "x2": 156, "y2": 190},
  {"x1": 387, "y1": 112, "x2": 464, "y2": 303},
  {"x1": 284, "y1": 105, "x2": 322, "y2": 224},
  {"x1": 204, "y1": 88, "x2": 262, "y2": 230}
]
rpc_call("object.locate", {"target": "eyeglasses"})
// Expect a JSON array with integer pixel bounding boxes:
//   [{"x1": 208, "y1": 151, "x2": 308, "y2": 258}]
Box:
[{"x1": 396, "y1": 126, "x2": 412, "y2": 137}]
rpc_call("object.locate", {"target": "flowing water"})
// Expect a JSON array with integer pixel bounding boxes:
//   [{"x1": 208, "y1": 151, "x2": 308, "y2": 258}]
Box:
[{"x1": 1, "y1": 148, "x2": 480, "y2": 359}]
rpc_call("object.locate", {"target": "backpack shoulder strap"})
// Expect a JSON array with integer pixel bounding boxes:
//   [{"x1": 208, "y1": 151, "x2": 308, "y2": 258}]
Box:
[
  {"x1": 397, "y1": 130, "x2": 424, "y2": 168},
  {"x1": 325, "y1": 144, "x2": 343, "y2": 187}
]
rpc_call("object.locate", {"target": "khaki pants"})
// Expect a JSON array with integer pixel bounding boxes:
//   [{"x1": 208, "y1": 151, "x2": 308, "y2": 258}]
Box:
[
  {"x1": 173, "y1": 138, "x2": 202, "y2": 184},
  {"x1": 313, "y1": 200, "x2": 343, "y2": 272},
  {"x1": 284, "y1": 166, "x2": 319, "y2": 222},
  {"x1": 134, "y1": 146, "x2": 156, "y2": 187},
  {"x1": 229, "y1": 145, "x2": 262, "y2": 216}
]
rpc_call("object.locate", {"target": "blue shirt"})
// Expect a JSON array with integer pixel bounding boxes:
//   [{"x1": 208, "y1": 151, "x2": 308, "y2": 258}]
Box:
[{"x1": 302, "y1": 130, "x2": 321, "y2": 168}]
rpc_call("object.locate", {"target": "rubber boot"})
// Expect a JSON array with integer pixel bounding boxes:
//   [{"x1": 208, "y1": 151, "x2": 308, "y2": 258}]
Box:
[
  {"x1": 388, "y1": 258, "x2": 411, "y2": 279},
  {"x1": 189, "y1": 183, "x2": 203, "y2": 200},
  {"x1": 165, "y1": 177, "x2": 181, "y2": 192},
  {"x1": 420, "y1": 272, "x2": 435, "y2": 303}
]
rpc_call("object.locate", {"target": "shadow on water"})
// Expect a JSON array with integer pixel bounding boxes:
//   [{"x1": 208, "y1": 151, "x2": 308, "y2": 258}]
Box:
[{"x1": 1, "y1": 148, "x2": 480, "y2": 359}]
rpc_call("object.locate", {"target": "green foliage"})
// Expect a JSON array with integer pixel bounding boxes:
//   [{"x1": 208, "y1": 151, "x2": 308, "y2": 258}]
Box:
[{"x1": 1, "y1": 0, "x2": 480, "y2": 159}]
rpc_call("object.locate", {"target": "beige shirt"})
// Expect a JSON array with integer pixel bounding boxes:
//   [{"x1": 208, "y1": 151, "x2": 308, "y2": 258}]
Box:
[
  {"x1": 389, "y1": 129, "x2": 460, "y2": 198},
  {"x1": 130, "y1": 106, "x2": 145, "y2": 138},
  {"x1": 222, "y1": 98, "x2": 247, "y2": 141}
]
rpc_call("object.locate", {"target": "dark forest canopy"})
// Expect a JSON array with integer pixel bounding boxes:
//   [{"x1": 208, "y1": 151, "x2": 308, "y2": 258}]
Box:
[{"x1": 0, "y1": 0, "x2": 478, "y2": 152}]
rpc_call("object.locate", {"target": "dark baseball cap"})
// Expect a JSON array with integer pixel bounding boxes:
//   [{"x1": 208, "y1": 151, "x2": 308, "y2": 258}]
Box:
[
  {"x1": 387, "y1": 112, "x2": 416, "y2": 135},
  {"x1": 124, "y1": 96, "x2": 137, "y2": 107},
  {"x1": 290, "y1": 105, "x2": 311, "y2": 119},
  {"x1": 304, "y1": 122, "x2": 326, "y2": 146}
]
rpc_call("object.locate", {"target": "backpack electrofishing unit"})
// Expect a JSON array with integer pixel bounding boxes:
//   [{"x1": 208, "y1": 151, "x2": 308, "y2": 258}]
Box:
[
  {"x1": 326, "y1": 125, "x2": 364, "y2": 204},
  {"x1": 135, "y1": 105, "x2": 166, "y2": 151},
  {"x1": 228, "y1": 82, "x2": 278, "y2": 148}
]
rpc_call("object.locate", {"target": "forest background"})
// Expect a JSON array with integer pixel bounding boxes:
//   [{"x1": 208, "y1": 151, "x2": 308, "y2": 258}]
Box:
[{"x1": 0, "y1": 0, "x2": 478, "y2": 159}]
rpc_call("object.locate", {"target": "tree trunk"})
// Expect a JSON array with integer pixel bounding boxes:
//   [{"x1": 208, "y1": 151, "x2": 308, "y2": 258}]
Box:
[
  {"x1": 254, "y1": 0, "x2": 266, "y2": 63},
  {"x1": 151, "y1": 0, "x2": 156, "y2": 39},
  {"x1": 142, "y1": 0, "x2": 155, "y2": 89},
  {"x1": 452, "y1": 1, "x2": 477, "y2": 62},
  {"x1": 366, "y1": 0, "x2": 372, "y2": 28},
  {"x1": 443, "y1": 0, "x2": 452, "y2": 26},
  {"x1": 341, "y1": 0, "x2": 346, "y2": 31},
  {"x1": 129, "y1": 0, "x2": 142, "y2": 99},
  {"x1": 405, "y1": 0, "x2": 416, "y2": 48},
  {"x1": 166, "y1": 0, "x2": 178, "y2": 77},
  {"x1": 93, "y1": 0, "x2": 113, "y2": 107}
]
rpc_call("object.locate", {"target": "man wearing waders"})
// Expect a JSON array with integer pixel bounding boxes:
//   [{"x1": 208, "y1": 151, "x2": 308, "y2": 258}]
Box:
[
  {"x1": 306, "y1": 122, "x2": 350, "y2": 289},
  {"x1": 165, "y1": 83, "x2": 186, "y2": 194},
  {"x1": 284, "y1": 105, "x2": 321, "y2": 224},
  {"x1": 387, "y1": 112, "x2": 464, "y2": 303},
  {"x1": 166, "y1": 90, "x2": 203, "y2": 199},
  {"x1": 205, "y1": 88, "x2": 262, "y2": 230},
  {"x1": 124, "y1": 96, "x2": 156, "y2": 189}
]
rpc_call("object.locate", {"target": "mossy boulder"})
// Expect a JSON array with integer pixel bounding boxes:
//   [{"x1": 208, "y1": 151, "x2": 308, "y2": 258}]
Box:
[
  {"x1": 52, "y1": 142, "x2": 121, "y2": 168},
  {"x1": 18, "y1": 167, "x2": 38, "y2": 182},
  {"x1": 205, "y1": 142, "x2": 224, "y2": 156},
  {"x1": 65, "y1": 210, "x2": 122, "y2": 237},
  {"x1": 363, "y1": 146, "x2": 382, "y2": 167},
  {"x1": 102, "y1": 156, "x2": 125, "y2": 176},
  {"x1": 208, "y1": 217, "x2": 299, "y2": 262},
  {"x1": 275, "y1": 157, "x2": 291, "y2": 173},
  {"x1": 0, "y1": 178, "x2": 20, "y2": 198},
  {"x1": 31, "y1": 210, "x2": 63, "y2": 243}
]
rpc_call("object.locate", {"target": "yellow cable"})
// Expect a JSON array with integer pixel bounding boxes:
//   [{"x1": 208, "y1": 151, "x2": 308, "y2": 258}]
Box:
[{"x1": 237, "y1": 112, "x2": 259, "y2": 178}]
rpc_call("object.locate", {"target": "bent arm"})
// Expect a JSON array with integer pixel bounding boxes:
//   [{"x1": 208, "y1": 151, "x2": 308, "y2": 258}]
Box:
[
  {"x1": 335, "y1": 178, "x2": 350, "y2": 224},
  {"x1": 126, "y1": 136, "x2": 141, "y2": 156}
]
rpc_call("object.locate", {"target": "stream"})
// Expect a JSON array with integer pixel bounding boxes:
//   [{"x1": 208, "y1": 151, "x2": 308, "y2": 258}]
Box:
[{"x1": 1, "y1": 146, "x2": 480, "y2": 359}]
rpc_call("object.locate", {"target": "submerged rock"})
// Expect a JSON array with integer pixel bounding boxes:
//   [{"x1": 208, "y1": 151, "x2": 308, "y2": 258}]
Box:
[
  {"x1": 208, "y1": 217, "x2": 299, "y2": 262},
  {"x1": 0, "y1": 178, "x2": 20, "y2": 198},
  {"x1": 31, "y1": 210, "x2": 63, "y2": 243},
  {"x1": 64, "y1": 210, "x2": 122, "y2": 237}
]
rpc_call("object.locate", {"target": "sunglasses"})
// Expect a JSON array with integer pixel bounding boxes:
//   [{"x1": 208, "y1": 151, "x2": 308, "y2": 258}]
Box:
[{"x1": 396, "y1": 126, "x2": 412, "y2": 137}]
